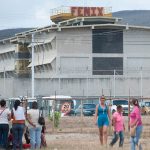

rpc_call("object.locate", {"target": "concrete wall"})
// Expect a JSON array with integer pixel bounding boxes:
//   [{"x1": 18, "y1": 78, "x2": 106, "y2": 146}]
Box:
[
  {"x1": 0, "y1": 76, "x2": 150, "y2": 98},
  {"x1": 56, "y1": 28, "x2": 92, "y2": 77},
  {"x1": 124, "y1": 29, "x2": 150, "y2": 70},
  {"x1": 0, "y1": 41, "x2": 15, "y2": 72},
  {"x1": 57, "y1": 28, "x2": 92, "y2": 55}
]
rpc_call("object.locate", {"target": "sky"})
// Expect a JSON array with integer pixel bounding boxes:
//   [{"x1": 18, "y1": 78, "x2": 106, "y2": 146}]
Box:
[{"x1": 0, "y1": 0, "x2": 150, "y2": 30}]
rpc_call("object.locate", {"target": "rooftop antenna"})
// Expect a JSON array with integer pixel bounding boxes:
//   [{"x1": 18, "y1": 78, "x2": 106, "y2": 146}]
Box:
[{"x1": 83, "y1": 0, "x2": 87, "y2": 16}]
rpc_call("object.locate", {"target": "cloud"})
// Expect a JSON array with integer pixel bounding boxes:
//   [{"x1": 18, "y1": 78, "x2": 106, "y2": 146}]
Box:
[
  {"x1": 35, "y1": 9, "x2": 48, "y2": 20},
  {"x1": 1, "y1": 0, "x2": 150, "y2": 29},
  {"x1": 34, "y1": 1, "x2": 58, "y2": 21}
]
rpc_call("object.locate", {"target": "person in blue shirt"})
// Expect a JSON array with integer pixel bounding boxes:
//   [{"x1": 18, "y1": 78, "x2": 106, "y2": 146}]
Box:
[{"x1": 95, "y1": 95, "x2": 111, "y2": 148}]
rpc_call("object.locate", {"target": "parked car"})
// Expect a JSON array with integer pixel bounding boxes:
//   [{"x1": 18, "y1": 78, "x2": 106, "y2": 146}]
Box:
[
  {"x1": 75, "y1": 103, "x2": 96, "y2": 116},
  {"x1": 106, "y1": 99, "x2": 132, "y2": 115}
]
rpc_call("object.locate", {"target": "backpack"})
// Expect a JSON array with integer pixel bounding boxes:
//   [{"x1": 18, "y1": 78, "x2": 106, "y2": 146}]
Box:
[{"x1": 38, "y1": 111, "x2": 45, "y2": 125}]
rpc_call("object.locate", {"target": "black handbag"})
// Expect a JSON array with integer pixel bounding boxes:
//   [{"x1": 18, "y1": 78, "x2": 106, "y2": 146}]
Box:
[{"x1": 38, "y1": 111, "x2": 45, "y2": 125}]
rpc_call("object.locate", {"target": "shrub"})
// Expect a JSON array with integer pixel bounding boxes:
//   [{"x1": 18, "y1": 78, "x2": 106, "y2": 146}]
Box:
[{"x1": 49, "y1": 111, "x2": 61, "y2": 128}]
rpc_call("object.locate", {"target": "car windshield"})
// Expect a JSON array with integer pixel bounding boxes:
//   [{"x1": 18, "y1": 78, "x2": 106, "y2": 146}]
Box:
[
  {"x1": 83, "y1": 104, "x2": 96, "y2": 109},
  {"x1": 145, "y1": 102, "x2": 150, "y2": 107},
  {"x1": 113, "y1": 100, "x2": 128, "y2": 105}
]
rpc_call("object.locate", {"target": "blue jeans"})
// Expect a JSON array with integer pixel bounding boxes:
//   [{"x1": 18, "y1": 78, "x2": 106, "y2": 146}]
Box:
[
  {"x1": 12, "y1": 123, "x2": 25, "y2": 150},
  {"x1": 130, "y1": 125, "x2": 143, "y2": 150},
  {"x1": 0, "y1": 124, "x2": 9, "y2": 149},
  {"x1": 29, "y1": 127, "x2": 42, "y2": 149},
  {"x1": 110, "y1": 131, "x2": 124, "y2": 147}
]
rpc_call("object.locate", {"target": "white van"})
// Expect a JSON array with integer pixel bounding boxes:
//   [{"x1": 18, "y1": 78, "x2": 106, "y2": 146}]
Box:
[
  {"x1": 106, "y1": 99, "x2": 132, "y2": 115},
  {"x1": 7, "y1": 97, "x2": 37, "y2": 110}
]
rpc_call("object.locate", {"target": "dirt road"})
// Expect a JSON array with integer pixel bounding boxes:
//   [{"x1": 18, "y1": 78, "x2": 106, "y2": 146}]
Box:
[{"x1": 44, "y1": 116, "x2": 150, "y2": 150}]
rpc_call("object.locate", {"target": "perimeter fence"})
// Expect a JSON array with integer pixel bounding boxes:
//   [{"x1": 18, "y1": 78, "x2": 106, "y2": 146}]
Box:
[
  {"x1": 6, "y1": 96, "x2": 150, "y2": 137},
  {"x1": 5, "y1": 96, "x2": 150, "y2": 149}
]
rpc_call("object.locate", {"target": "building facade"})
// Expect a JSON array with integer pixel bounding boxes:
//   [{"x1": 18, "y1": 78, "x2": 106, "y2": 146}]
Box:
[{"x1": 0, "y1": 16, "x2": 150, "y2": 98}]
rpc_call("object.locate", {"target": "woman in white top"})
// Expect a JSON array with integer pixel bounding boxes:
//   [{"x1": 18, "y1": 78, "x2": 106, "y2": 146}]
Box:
[
  {"x1": 0, "y1": 99, "x2": 11, "y2": 149},
  {"x1": 12, "y1": 100, "x2": 25, "y2": 150},
  {"x1": 27, "y1": 101, "x2": 42, "y2": 149}
]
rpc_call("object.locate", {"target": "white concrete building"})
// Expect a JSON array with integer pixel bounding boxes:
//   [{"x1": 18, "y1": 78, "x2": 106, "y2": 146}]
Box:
[{"x1": 1, "y1": 16, "x2": 150, "y2": 98}]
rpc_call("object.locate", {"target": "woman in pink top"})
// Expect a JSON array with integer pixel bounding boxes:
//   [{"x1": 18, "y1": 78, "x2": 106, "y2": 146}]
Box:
[
  {"x1": 130, "y1": 98, "x2": 142, "y2": 150},
  {"x1": 110, "y1": 105, "x2": 125, "y2": 147}
]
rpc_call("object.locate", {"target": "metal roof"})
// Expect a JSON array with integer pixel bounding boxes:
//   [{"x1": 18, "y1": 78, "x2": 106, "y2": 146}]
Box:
[
  {"x1": 1, "y1": 17, "x2": 150, "y2": 42},
  {"x1": 58, "y1": 16, "x2": 122, "y2": 26}
]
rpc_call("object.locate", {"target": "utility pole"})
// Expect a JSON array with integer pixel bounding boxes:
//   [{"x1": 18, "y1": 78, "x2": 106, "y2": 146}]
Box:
[
  {"x1": 140, "y1": 67, "x2": 143, "y2": 98},
  {"x1": 113, "y1": 70, "x2": 116, "y2": 98},
  {"x1": 4, "y1": 67, "x2": 5, "y2": 97},
  {"x1": 31, "y1": 33, "x2": 35, "y2": 98}
]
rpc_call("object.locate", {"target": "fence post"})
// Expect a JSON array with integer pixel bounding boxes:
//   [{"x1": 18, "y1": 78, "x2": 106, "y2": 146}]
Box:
[
  {"x1": 109, "y1": 89, "x2": 112, "y2": 136},
  {"x1": 80, "y1": 98, "x2": 83, "y2": 133},
  {"x1": 140, "y1": 68, "x2": 143, "y2": 98},
  {"x1": 52, "y1": 91, "x2": 56, "y2": 133},
  {"x1": 128, "y1": 88, "x2": 131, "y2": 132},
  {"x1": 113, "y1": 69, "x2": 116, "y2": 98}
]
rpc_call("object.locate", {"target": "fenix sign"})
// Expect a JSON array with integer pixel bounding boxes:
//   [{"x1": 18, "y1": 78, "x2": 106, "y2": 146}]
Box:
[{"x1": 71, "y1": 7, "x2": 104, "y2": 17}]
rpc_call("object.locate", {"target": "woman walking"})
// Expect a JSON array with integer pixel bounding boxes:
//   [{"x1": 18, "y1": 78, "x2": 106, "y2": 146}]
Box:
[
  {"x1": 0, "y1": 99, "x2": 11, "y2": 149},
  {"x1": 95, "y1": 95, "x2": 111, "y2": 148},
  {"x1": 130, "y1": 98, "x2": 143, "y2": 150},
  {"x1": 12, "y1": 100, "x2": 26, "y2": 150},
  {"x1": 27, "y1": 101, "x2": 42, "y2": 149}
]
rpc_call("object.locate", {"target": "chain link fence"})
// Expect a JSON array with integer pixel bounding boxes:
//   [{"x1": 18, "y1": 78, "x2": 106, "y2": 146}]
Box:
[{"x1": 0, "y1": 68, "x2": 150, "y2": 98}]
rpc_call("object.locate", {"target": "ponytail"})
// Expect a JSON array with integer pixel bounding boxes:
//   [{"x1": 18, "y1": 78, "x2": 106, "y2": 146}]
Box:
[{"x1": 14, "y1": 100, "x2": 20, "y2": 110}]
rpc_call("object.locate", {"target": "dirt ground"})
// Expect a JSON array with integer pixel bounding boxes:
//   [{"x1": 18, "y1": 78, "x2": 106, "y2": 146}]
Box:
[{"x1": 44, "y1": 116, "x2": 150, "y2": 150}]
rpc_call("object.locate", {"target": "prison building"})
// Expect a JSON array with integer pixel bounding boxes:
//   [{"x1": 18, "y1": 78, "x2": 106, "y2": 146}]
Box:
[{"x1": 1, "y1": 11, "x2": 150, "y2": 98}]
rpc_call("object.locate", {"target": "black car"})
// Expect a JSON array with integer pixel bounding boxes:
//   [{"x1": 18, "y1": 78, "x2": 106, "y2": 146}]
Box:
[{"x1": 75, "y1": 103, "x2": 96, "y2": 116}]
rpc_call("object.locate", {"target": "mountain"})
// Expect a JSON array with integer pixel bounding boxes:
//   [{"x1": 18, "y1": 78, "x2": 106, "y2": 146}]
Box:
[
  {"x1": 0, "y1": 28, "x2": 33, "y2": 40},
  {"x1": 113, "y1": 10, "x2": 150, "y2": 26},
  {"x1": 0, "y1": 10, "x2": 150, "y2": 40}
]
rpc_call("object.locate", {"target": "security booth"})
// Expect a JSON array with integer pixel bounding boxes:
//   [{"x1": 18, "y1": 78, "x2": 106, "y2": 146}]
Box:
[{"x1": 42, "y1": 95, "x2": 75, "y2": 116}]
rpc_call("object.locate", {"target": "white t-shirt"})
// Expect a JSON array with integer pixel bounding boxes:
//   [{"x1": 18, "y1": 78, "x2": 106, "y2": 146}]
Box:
[
  {"x1": 0, "y1": 108, "x2": 10, "y2": 124},
  {"x1": 27, "y1": 109, "x2": 41, "y2": 128},
  {"x1": 13, "y1": 106, "x2": 25, "y2": 120}
]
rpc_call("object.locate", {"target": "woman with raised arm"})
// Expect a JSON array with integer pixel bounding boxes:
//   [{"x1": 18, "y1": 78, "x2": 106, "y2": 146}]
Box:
[
  {"x1": 130, "y1": 98, "x2": 143, "y2": 150},
  {"x1": 95, "y1": 95, "x2": 111, "y2": 148}
]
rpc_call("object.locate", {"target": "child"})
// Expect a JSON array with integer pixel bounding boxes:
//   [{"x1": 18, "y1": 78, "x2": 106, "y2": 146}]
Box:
[
  {"x1": 41, "y1": 125, "x2": 47, "y2": 148},
  {"x1": 23, "y1": 126, "x2": 31, "y2": 149},
  {"x1": 24, "y1": 126, "x2": 30, "y2": 144},
  {"x1": 110, "y1": 105, "x2": 125, "y2": 147},
  {"x1": 8, "y1": 128, "x2": 13, "y2": 149}
]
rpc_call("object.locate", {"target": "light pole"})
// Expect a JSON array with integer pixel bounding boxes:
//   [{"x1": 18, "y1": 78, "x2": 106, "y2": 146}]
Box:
[
  {"x1": 113, "y1": 69, "x2": 116, "y2": 98},
  {"x1": 140, "y1": 67, "x2": 143, "y2": 98},
  {"x1": 31, "y1": 33, "x2": 35, "y2": 98},
  {"x1": 3, "y1": 67, "x2": 5, "y2": 97}
]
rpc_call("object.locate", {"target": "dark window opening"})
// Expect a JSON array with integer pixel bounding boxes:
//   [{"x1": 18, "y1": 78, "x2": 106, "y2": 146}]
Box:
[
  {"x1": 93, "y1": 57, "x2": 123, "y2": 75},
  {"x1": 92, "y1": 29, "x2": 123, "y2": 53}
]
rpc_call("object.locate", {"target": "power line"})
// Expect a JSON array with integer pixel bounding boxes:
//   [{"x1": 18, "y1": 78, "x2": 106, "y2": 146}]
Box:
[
  {"x1": 1, "y1": 28, "x2": 150, "y2": 39},
  {"x1": 0, "y1": 29, "x2": 137, "y2": 38},
  {"x1": 0, "y1": 29, "x2": 150, "y2": 45}
]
